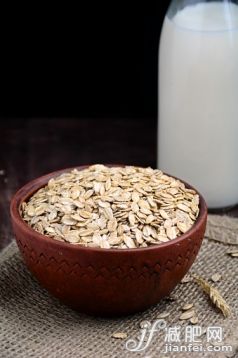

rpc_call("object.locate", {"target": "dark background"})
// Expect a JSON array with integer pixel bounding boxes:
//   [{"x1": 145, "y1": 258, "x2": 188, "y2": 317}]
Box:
[
  {"x1": 0, "y1": 2, "x2": 171, "y2": 249},
  {"x1": 0, "y1": 2, "x2": 170, "y2": 118}
]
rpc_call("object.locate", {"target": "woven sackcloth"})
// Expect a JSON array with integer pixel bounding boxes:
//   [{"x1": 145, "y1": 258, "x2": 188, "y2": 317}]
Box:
[{"x1": 0, "y1": 215, "x2": 238, "y2": 358}]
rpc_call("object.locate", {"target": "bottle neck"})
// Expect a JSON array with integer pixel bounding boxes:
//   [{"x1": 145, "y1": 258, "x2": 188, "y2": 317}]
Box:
[{"x1": 167, "y1": 0, "x2": 238, "y2": 32}]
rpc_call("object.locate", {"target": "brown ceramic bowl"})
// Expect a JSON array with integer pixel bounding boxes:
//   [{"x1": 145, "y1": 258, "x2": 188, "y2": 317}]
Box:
[{"x1": 10, "y1": 165, "x2": 207, "y2": 316}]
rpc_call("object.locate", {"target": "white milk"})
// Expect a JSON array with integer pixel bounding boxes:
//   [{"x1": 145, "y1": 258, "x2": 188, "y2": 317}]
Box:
[{"x1": 158, "y1": 2, "x2": 238, "y2": 208}]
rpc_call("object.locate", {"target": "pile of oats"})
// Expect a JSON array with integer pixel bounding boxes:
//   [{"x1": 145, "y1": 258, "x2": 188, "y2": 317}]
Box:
[{"x1": 21, "y1": 165, "x2": 199, "y2": 249}]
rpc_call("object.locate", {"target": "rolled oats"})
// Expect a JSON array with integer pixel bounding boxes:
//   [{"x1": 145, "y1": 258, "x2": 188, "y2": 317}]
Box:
[{"x1": 21, "y1": 165, "x2": 199, "y2": 249}]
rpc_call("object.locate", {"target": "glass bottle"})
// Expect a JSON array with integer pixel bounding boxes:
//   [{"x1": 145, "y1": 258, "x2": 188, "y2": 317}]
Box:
[{"x1": 158, "y1": 0, "x2": 238, "y2": 208}]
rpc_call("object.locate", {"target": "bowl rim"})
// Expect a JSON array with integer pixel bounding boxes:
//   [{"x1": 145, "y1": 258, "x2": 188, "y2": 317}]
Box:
[{"x1": 10, "y1": 165, "x2": 207, "y2": 253}]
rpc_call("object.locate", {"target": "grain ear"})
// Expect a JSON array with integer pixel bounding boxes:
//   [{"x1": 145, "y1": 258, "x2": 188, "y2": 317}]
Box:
[{"x1": 193, "y1": 274, "x2": 231, "y2": 318}]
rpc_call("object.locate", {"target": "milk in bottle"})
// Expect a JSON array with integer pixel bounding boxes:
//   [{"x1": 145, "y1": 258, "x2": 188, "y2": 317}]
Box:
[{"x1": 158, "y1": 1, "x2": 238, "y2": 208}]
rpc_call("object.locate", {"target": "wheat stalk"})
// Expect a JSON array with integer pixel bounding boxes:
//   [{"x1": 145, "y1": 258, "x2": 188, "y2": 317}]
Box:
[{"x1": 193, "y1": 274, "x2": 231, "y2": 318}]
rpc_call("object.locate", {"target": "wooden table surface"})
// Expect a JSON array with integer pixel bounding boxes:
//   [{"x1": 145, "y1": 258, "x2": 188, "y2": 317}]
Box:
[{"x1": 1, "y1": 118, "x2": 237, "y2": 251}]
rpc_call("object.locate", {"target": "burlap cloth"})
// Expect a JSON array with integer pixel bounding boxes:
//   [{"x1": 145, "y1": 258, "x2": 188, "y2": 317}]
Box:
[{"x1": 0, "y1": 215, "x2": 238, "y2": 358}]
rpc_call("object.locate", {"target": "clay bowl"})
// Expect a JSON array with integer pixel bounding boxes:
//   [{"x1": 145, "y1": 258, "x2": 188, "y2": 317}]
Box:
[{"x1": 10, "y1": 165, "x2": 207, "y2": 316}]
